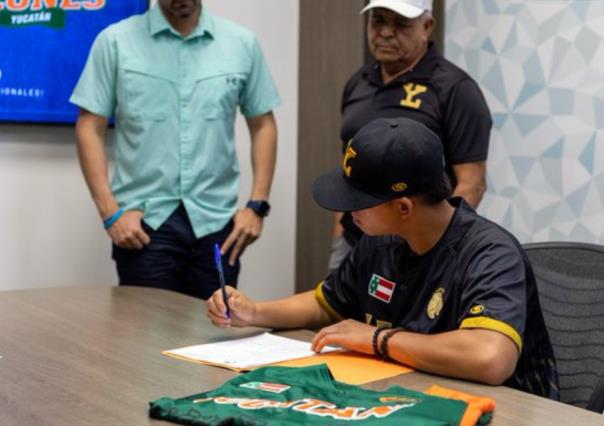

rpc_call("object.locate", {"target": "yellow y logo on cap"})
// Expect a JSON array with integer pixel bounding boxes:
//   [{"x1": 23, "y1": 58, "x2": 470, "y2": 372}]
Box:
[
  {"x1": 401, "y1": 83, "x2": 427, "y2": 109},
  {"x1": 392, "y1": 182, "x2": 407, "y2": 192},
  {"x1": 342, "y1": 140, "x2": 357, "y2": 178}
]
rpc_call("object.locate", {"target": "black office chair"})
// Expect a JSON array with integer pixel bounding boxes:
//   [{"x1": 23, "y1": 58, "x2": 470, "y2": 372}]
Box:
[
  {"x1": 523, "y1": 242, "x2": 604, "y2": 412},
  {"x1": 588, "y1": 375, "x2": 604, "y2": 414}
]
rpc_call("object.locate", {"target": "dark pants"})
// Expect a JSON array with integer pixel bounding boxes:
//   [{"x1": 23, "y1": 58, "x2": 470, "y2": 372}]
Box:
[{"x1": 112, "y1": 204, "x2": 240, "y2": 300}]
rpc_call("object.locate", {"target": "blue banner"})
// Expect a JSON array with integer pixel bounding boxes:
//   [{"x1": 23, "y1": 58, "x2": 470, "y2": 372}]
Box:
[{"x1": 0, "y1": 0, "x2": 148, "y2": 124}]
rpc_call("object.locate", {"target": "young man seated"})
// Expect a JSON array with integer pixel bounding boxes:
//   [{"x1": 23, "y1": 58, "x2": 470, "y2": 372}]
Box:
[{"x1": 207, "y1": 117, "x2": 560, "y2": 399}]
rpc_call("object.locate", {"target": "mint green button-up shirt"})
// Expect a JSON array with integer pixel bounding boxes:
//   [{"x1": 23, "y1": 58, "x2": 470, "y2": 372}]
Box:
[{"x1": 70, "y1": 5, "x2": 281, "y2": 238}]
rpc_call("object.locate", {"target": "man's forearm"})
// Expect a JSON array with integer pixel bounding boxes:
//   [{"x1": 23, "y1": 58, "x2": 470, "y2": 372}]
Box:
[
  {"x1": 253, "y1": 291, "x2": 333, "y2": 330},
  {"x1": 452, "y1": 182, "x2": 485, "y2": 209},
  {"x1": 247, "y1": 113, "x2": 277, "y2": 200},
  {"x1": 75, "y1": 111, "x2": 117, "y2": 219},
  {"x1": 386, "y1": 328, "x2": 518, "y2": 385},
  {"x1": 451, "y1": 161, "x2": 487, "y2": 209}
]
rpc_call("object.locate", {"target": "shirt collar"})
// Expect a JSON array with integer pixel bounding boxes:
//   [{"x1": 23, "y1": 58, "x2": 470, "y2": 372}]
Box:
[
  {"x1": 412, "y1": 42, "x2": 438, "y2": 75},
  {"x1": 148, "y1": 4, "x2": 215, "y2": 39},
  {"x1": 436, "y1": 197, "x2": 474, "y2": 249},
  {"x1": 363, "y1": 42, "x2": 438, "y2": 86}
]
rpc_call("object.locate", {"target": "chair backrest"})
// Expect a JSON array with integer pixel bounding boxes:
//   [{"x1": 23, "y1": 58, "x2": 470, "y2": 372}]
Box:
[
  {"x1": 523, "y1": 242, "x2": 604, "y2": 412},
  {"x1": 588, "y1": 375, "x2": 604, "y2": 413}
]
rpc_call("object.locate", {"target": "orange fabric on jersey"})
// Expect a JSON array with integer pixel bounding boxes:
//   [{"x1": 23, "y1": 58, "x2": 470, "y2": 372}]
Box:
[{"x1": 425, "y1": 385, "x2": 496, "y2": 426}]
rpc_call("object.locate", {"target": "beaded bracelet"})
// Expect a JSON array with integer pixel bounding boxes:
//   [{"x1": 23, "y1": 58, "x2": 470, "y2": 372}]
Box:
[
  {"x1": 372, "y1": 325, "x2": 389, "y2": 357},
  {"x1": 380, "y1": 328, "x2": 404, "y2": 360}
]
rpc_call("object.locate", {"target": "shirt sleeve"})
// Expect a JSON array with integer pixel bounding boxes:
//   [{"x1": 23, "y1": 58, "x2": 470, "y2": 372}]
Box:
[
  {"x1": 458, "y1": 238, "x2": 527, "y2": 351},
  {"x1": 69, "y1": 29, "x2": 117, "y2": 118},
  {"x1": 239, "y1": 35, "x2": 281, "y2": 117},
  {"x1": 315, "y1": 243, "x2": 363, "y2": 321},
  {"x1": 443, "y1": 78, "x2": 492, "y2": 165}
]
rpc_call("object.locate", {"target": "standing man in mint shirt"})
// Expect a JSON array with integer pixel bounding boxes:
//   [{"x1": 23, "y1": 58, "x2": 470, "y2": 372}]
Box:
[{"x1": 70, "y1": 0, "x2": 281, "y2": 299}]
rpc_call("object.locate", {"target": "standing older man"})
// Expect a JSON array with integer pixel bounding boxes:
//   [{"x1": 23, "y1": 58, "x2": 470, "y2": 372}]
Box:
[
  {"x1": 71, "y1": 0, "x2": 280, "y2": 299},
  {"x1": 330, "y1": 0, "x2": 492, "y2": 271}
]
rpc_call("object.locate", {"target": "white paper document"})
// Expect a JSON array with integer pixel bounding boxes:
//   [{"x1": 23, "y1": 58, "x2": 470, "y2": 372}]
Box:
[{"x1": 163, "y1": 332, "x2": 339, "y2": 371}]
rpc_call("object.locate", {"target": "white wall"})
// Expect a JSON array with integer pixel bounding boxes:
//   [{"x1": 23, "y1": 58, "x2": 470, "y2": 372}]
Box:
[
  {"x1": 0, "y1": 126, "x2": 116, "y2": 290},
  {"x1": 0, "y1": 0, "x2": 299, "y2": 300},
  {"x1": 446, "y1": 0, "x2": 604, "y2": 243},
  {"x1": 205, "y1": 0, "x2": 299, "y2": 300}
]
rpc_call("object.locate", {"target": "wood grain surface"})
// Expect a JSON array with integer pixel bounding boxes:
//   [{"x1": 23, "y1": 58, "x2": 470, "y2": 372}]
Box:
[{"x1": 0, "y1": 287, "x2": 602, "y2": 425}]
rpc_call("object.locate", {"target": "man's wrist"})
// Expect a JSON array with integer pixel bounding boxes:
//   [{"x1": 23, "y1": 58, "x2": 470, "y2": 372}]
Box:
[
  {"x1": 93, "y1": 191, "x2": 119, "y2": 220},
  {"x1": 372, "y1": 325, "x2": 389, "y2": 357},
  {"x1": 380, "y1": 328, "x2": 404, "y2": 360},
  {"x1": 246, "y1": 199, "x2": 271, "y2": 218},
  {"x1": 250, "y1": 301, "x2": 265, "y2": 327},
  {"x1": 103, "y1": 208, "x2": 124, "y2": 230}
]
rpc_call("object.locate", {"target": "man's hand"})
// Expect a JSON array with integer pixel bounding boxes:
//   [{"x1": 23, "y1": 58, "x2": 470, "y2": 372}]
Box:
[
  {"x1": 207, "y1": 286, "x2": 257, "y2": 328},
  {"x1": 311, "y1": 319, "x2": 376, "y2": 354},
  {"x1": 107, "y1": 210, "x2": 151, "y2": 249},
  {"x1": 221, "y1": 208, "x2": 263, "y2": 265}
]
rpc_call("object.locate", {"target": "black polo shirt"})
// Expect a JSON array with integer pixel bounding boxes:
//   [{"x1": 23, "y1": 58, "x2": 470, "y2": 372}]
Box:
[
  {"x1": 340, "y1": 44, "x2": 492, "y2": 241},
  {"x1": 316, "y1": 198, "x2": 559, "y2": 400}
]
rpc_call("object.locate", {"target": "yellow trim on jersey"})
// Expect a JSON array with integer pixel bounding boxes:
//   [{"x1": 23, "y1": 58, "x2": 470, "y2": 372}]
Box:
[
  {"x1": 314, "y1": 281, "x2": 344, "y2": 322},
  {"x1": 460, "y1": 316, "x2": 523, "y2": 352}
]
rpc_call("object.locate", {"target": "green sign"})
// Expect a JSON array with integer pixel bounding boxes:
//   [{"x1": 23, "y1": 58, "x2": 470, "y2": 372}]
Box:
[{"x1": 0, "y1": 8, "x2": 65, "y2": 29}]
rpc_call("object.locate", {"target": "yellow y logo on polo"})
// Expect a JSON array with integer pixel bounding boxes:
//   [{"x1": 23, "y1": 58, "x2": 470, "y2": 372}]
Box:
[
  {"x1": 342, "y1": 140, "x2": 357, "y2": 177},
  {"x1": 427, "y1": 287, "x2": 444, "y2": 319},
  {"x1": 400, "y1": 83, "x2": 427, "y2": 109}
]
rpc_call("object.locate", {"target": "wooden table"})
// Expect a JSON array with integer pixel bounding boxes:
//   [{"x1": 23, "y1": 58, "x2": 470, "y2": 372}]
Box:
[{"x1": 0, "y1": 287, "x2": 602, "y2": 425}]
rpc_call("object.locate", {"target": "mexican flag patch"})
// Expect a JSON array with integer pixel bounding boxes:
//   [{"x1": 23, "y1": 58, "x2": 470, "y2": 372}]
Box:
[
  {"x1": 240, "y1": 382, "x2": 291, "y2": 394},
  {"x1": 368, "y1": 274, "x2": 396, "y2": 303}
]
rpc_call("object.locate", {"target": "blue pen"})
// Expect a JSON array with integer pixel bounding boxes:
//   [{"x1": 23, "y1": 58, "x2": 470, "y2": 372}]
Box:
[{"x1": 213, "y1": 243, "x2": 231, "y2": 319}]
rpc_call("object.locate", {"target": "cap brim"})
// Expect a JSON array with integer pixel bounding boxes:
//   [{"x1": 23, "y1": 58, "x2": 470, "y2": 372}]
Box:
[
  {"x1": 311, "y1": 168, "x2": 390, "y2": 212},
  {"x1": 361, "y1": 1, "x2": 425, "y2": 18}
]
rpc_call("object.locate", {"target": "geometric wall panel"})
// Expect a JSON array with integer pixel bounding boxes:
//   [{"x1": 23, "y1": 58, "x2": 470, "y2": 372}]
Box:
[{"x1": 446, "y1": 0, "x2": 604, "y2": 242}]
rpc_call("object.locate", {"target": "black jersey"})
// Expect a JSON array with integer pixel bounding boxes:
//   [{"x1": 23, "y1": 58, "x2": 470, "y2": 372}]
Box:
[
  {"x1": 317, "y1": 198, "x2": 559, "y2": 400},
  {"x1": 339, "y1": 43, "x2": 492, "y2": 242}
]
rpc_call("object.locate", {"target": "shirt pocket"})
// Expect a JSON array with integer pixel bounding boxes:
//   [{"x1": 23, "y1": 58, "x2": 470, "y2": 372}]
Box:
[
  {"x1": 194, "y1": 62, "x2": 248, "y2": 120},
  {"x1": 122, "y1": 61, "x2": 176, "y2": 121}
]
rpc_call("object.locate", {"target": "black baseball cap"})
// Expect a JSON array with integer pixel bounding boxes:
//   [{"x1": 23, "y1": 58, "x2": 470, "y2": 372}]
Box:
[{"x1": 312, "y1": 117, "x2": 444, "y2": 212}]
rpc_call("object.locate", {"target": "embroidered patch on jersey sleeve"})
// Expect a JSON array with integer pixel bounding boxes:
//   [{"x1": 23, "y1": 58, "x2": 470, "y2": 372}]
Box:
[
  {"x1": 368, "y1": 274, "x2": 396, "y2": 303},
  {"x1": 239, "y1": 382, "x2": 291, "y2": 394},
  {"x1": 426, "y1": 288, "x2": 445, "y2": 319}
]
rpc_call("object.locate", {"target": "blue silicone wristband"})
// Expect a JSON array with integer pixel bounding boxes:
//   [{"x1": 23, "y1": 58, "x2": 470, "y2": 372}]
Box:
[{"x1": 103, "y1": 208, "x2": 124, "y2": 230}]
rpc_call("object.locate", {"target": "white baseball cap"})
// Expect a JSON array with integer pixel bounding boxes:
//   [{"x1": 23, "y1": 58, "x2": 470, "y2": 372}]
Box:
[{"x1": 361, "y1": 0, "x2": 433, "y2": 19}]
